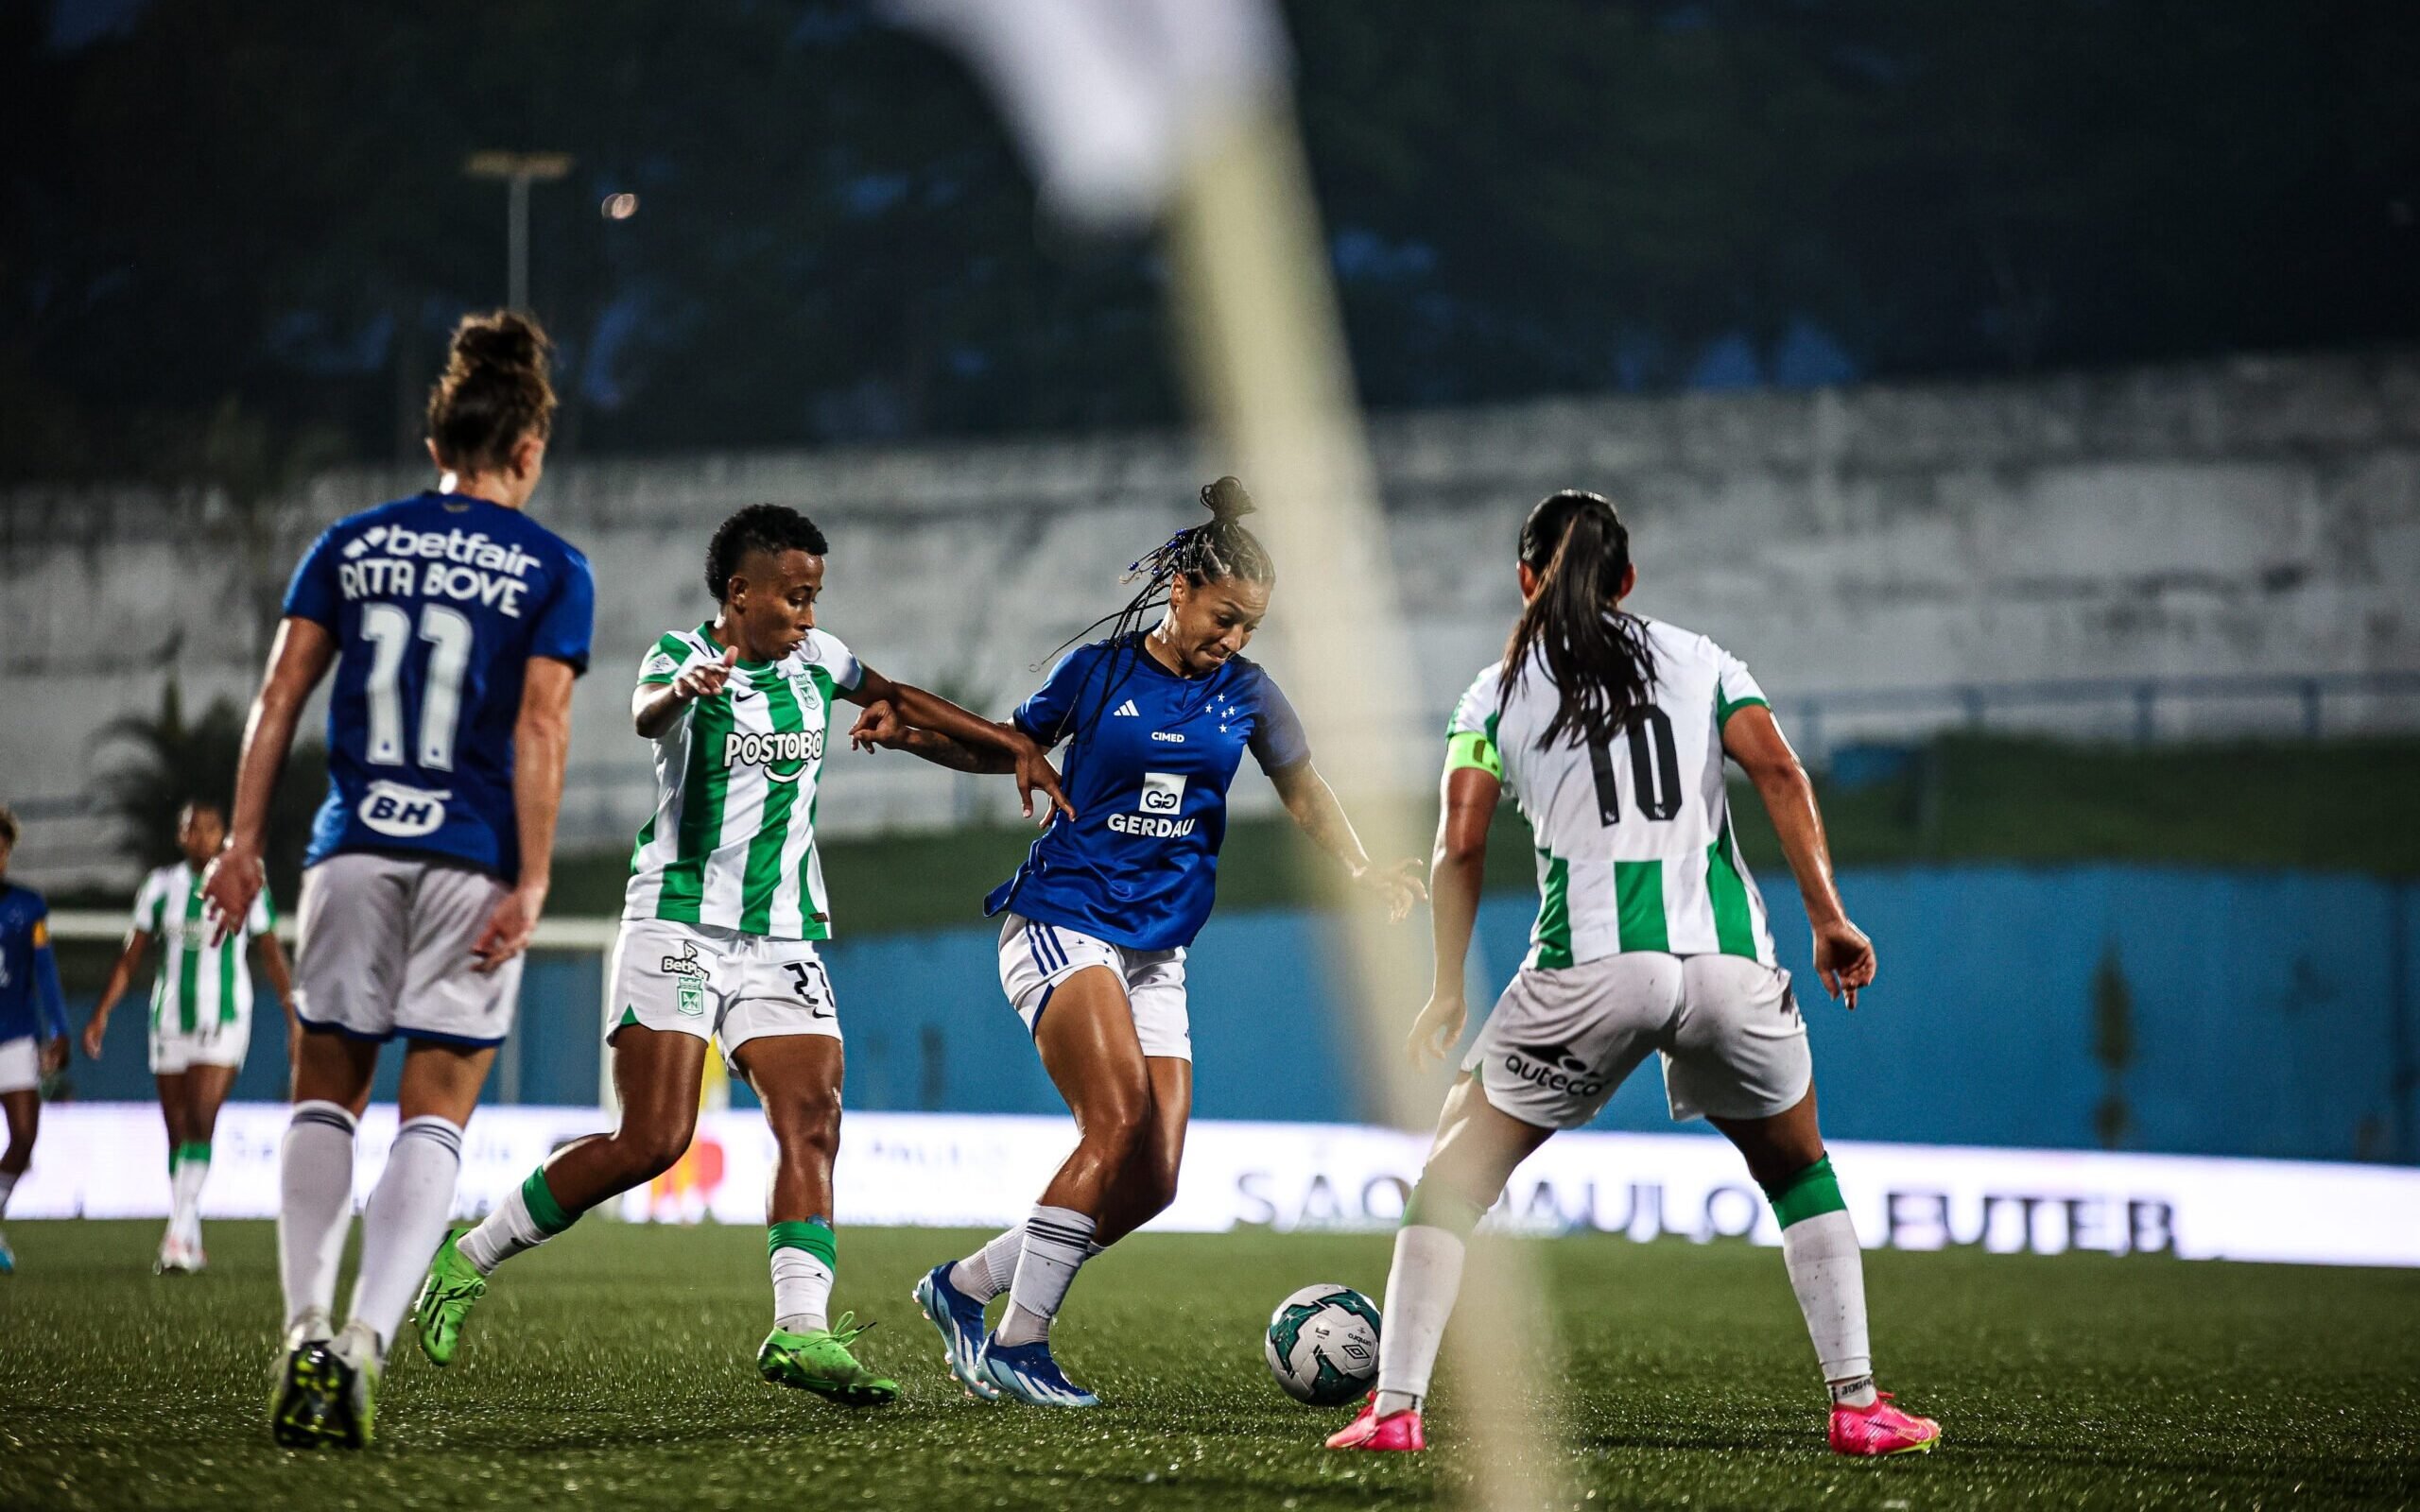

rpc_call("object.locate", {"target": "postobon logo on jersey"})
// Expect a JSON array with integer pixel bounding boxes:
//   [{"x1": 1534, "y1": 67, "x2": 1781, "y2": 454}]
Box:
[
  {"x1": 722, "y1": 729, "x2": 823, "y2": 779},
  {"x1": 357, "y1": 781, "x2": 450, "y2": 838}
]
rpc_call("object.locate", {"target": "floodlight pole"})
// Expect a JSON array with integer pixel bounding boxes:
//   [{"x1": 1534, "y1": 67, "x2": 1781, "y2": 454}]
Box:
[{"x1": 464, "y1": 151, "x2": 576, "y2": 313}]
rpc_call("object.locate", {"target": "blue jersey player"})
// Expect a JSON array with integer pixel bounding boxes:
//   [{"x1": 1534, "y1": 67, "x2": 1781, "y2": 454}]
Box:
[
  {"x1": 866, "y1": 478, "x2": 1425, "y2": 1406},
  {"x1": 0, "y1": 805, "x2": 70, "y2": 1274},
  {"x1": 201, "y1": 312, "x2": 594, "y2": 1450}
]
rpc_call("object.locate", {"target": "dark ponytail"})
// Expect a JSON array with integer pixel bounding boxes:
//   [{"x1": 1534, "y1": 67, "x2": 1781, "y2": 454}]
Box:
[
  {"x1": 426, "y1": 310, "x2": 557, "y2": 474},
  {"x1": 1050, "y1": 475, "x2": 1277, "y2": 658},
  {"x1": 1500, "y1": 489, "x2": 1655, "y2": 750}
]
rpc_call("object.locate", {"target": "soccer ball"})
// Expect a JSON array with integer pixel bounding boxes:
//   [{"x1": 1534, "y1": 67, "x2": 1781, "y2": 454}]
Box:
[{"x1": 1264, "y1": 1283, "x2": 1381, "y2": 1405}]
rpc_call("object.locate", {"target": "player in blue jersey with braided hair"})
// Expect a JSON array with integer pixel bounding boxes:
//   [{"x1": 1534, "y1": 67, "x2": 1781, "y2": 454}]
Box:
[
  {"x1": 859, "y1": 477, "x2": 1426, "y2": 1408},
  {"x1": 0, "y1": 805, "x2": 71, "y2": 1274}
]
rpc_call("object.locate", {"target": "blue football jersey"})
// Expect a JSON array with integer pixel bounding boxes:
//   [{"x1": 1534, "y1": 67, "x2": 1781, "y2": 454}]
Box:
[
  {"x1": 284, "y1": 491, "x2": 596, "y2": 877},
  {"x1": 0, "y1": 883, "x2": 67, "y2": 1043},
  {"x1": 985, "y1": 633, "x2": 1311, "y2": 952}
]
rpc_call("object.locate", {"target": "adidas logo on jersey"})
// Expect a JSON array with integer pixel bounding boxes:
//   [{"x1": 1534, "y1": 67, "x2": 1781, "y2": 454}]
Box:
[{"x1": 1113, "y1": 700, "x2": 1141, "y2": 716}]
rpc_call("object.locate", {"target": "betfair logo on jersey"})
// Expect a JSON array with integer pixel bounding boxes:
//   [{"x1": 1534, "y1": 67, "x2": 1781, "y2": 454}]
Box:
[
  {"x1": 337, "y1": 525, "x2": 544, "y2": 617},
  {"x1": 722, "y1": 729, "x2": 824, "y2": 777},
  {"x1": 1501, "y1": 1042, "x2": 1607, "y2": 1098}
]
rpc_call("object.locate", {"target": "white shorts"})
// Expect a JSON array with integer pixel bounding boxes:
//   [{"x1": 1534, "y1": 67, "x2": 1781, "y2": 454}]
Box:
[
  {"x1": 0, "y1": 1035, "x2": 37, "y2": 1094},
  {"x1": 295, "y1": 853, "x2": 525, "y2": 1048},
  {"x1": 150, "y1": 1011, "x2": 249, "y2": 1075},
  {"x1": 1463, "y1": 952, "x2": 1811, "y2": 1130},
  {"x1": 997, "y1": 912, "x2": 1190, "y2": 1061},
  {"x1": 608, "y1": 917, "x2": 841, "y2": 1068}
]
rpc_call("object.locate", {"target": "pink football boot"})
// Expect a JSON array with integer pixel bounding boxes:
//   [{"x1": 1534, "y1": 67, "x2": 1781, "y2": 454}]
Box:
[
  {"x1": 1828, "y1": 1391, "x2": 1941, "y2": 1456},
  {"x1": 1325, "y1": 1396, "x2": 1426, "y2": 1452}
]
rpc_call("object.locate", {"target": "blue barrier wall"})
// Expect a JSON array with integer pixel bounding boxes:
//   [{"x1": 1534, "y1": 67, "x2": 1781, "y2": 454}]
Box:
[{"x1": 58, "y1": 867, "x2": 2420, "y2": 1163}]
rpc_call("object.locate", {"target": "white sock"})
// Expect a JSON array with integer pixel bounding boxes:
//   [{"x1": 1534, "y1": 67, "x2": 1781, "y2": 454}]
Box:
[
  {"x1": 1374, "y1": 1223, "x2": 1467, "y2": 1414},
  {"x1": 772, "y1": 1248, "x2": 835, "y2": 1334},
  {"x1": 279, "y1": 1102, "x2": 357, "y2": 1332},
  {"x1": 458, "y1": 1175, "x2": 565, "y2": 1276},
  {"x1": 345, "y1": 1115, "x2": 464, "y2": 1358},
  {"x1": 949, "y1": 1225, "x2": 1025, "y2": 1301},
  {"x1": 171, "y1": 1151, "x2": 210, "y2": 1245},
  {"x1": 1781, "y1": 1210, "x2": 1875, "y2": 1403},
  {"x1": 994, "y1": 1205, "x2": 1095, "y2": 1347}
]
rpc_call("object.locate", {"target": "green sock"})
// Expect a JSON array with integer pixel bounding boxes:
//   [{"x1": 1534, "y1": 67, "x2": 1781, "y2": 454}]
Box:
[{"x1": 769, "y1": 1218, "x2": 837, "y2": 1333}]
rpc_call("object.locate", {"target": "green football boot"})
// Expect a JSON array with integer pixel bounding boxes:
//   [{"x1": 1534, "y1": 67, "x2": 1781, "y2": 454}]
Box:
[
  {"x1": 413, "y1": 1231, "x2": 487, "y2": 1366},
  {"x1": 756, "y1": 1312, "x2": 900, "y2": 1406}
]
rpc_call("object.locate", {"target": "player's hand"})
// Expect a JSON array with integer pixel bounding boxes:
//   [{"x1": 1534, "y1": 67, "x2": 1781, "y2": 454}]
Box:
[
  {"x1": 199, "y1": 844, "x2": 266, "y2": 947},
  {"x1": 41, "y1": 1037, "x2": 68, "y2": 1075},
  {"x1": 80, "y1": 1014, "x2": 108, "y2": 1060},
  {"x1": 1811, "y1": 916, "x2": 1876, "y2": 1008},
  {"x1": 1406, "y1": 991, "x2": 1467, "y2": 1070},
  {"x1": 1354, "y1": 857, "x2": 1428, "y2": 923},
  {"x1": 673, "y1": 645, "x2": 739, "y2": 704},
  {"x1": 849, "y1": 699, "x2": 907, "y2": 751},
  {"x1": 471, "y1": 883, "x2": 546, "y2": 974},
  {"x1": 1009, "y1": 732, "x2": 1077, "y2": 825}
]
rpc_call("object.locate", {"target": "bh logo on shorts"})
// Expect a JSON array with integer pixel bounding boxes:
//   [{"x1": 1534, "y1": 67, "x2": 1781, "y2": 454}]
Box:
[
  {"x1": 357, "y1": 781, "x2": 450, "y2": 839},
  {"x1": 1503, "y1": 1041, "x2": 1608, "y2": 1098},
  {"x1": 661, "y1": 939, "x2": 710, "y2": 1016}
]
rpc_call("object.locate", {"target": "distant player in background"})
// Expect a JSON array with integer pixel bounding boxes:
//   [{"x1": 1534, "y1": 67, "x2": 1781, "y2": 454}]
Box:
[
  {"x1": 203, "y1": 311, "x2": 594, "y2": 1450},
  {"x1": 81, "y1": 799, "x2": 296, "y2": 1274},
  {"x1": 1324, "y1": 490, "x2": 1939, "y2": 1457},
  {"x1": 414, "y1": 503, "x2": 1067, "y2": 1408},
  {"x1": 0, "y1": 805, "x2": 69, "y2": 1275},
  {"x1": 865, "y1": 478, "x2": 1425, "y2": 1408}
]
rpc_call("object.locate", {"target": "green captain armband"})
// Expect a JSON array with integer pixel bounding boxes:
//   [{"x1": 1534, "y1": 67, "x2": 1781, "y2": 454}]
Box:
[{"x1": 1443, "y1": 730, "x2": 1502, "y2": 781}]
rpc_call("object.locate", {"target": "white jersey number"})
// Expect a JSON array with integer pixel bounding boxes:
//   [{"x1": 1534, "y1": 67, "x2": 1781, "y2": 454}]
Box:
[
  {"x1": 1586, "y1": 705, "x2": 1683, "y2": 824},
  {"x1": 360, "y1": 601, "x2": 476, "y2": 772}
]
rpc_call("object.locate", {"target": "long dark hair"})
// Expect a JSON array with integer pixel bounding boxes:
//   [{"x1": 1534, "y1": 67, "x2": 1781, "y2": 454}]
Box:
[
  {"x1": 1500, "y1": 489, "x2": 1656, "y2": 750},
  {"x1": 1052, "y1": 475, "x2": 1276, "y2": 658}
]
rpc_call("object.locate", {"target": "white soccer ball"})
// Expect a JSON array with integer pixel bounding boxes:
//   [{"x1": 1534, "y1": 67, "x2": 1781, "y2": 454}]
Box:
[{"x1": 1264, "y1": 1283, "x2": 1381, "y2": 1405}]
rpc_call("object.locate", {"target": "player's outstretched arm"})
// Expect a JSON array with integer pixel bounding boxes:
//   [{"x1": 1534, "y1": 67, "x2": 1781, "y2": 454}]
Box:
[
  {"x1": 1721, "y1": 704, "x2": 1876, "y2": 1007},
  {"x1": 473, "y1": 656, "x2": 577, "y2": 974},
  {"x1": 80, "y1": 928, "x2": 154, "y2": 1060},
  {"x1": 1268, "y1": 761, "x2": 1426, "y2": 922},
  {"x1": 633, "y1": 645, "x2": 737, "y2": 739},
  {"x1": 847, "y1": 668, "x2": 1076, "y2": 822},
  {"x1": 204, "y1": 618, "x2": 337, "y2": 942},
  {"x1": 1409, "y1": 765, "x2": 1496, "y2": 1067}
]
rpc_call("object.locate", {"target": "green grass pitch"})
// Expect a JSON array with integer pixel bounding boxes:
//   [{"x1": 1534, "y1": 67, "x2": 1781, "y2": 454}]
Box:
[{"x1": 3, "y1": 1221, "x2": 2416, "y2": 1509}]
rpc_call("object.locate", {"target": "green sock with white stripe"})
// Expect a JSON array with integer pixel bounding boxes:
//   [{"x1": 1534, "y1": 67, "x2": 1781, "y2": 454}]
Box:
[
  {"x1": 769, "y1": 1219, "x2": 837, "y2": 1334},
  {"x1": 1760, "y1": 1156, "x2": 1876, "y2": 1405},
  {"x1": 458, "y1": 1167, "x2": 581, "y2": 1276}
]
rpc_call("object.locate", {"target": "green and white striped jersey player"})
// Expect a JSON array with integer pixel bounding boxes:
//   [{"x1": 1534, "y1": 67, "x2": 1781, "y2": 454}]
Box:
[
  {"x1": 1344, "y1": 490, "x2": 1929, "y2": 1463},
  {"x1": 421, "y1": 504, "x2": 1071, "y2": 1411},
  {"x1": 1446, "y1": 619, "x2": 1776, "y2": 975},
  {"x1": 129, "y1": 859, "x2": 277, "y2": 1073}
]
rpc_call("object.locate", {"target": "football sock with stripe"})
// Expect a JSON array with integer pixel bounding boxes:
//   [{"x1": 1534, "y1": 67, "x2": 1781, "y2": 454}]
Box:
[
  {"x1": 169, "y1": 1140, "x2": 212, "y2": 1246},
  {"x1": 1763, "y1": 1155, "x2": 1876, "y2": 1406},
  {"x1": 459, "y1": 1166, "x2": 580, "y2": 1275},
  {"x1": 347, "y1": 1115, "x2": 465, "y2": 1359},
  {"x1": 770, "y1": 1218, "x2": 838, "y2": 1334},
  {"x1": 278, "y1": 1101, "x2": 356, "y2": 1333},
  {"x1": 994, "y1": 1205, "x2": 1095, "y2": 1347},
  {"x1": 1374, "y1": 1177, "x2": 1484, "y2": 1417}
]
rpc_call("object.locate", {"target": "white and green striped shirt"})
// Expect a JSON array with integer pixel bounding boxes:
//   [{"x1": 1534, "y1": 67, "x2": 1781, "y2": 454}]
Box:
[
  {"x1": 133, "y1": 863, "x2": 274, "y2": 1038},
  {"x1": 1446, "y1": 618, "x2": 1777, "y2": 971},
  {"x1": 622, "y1": 624, "x2": 862, "y2": 940}
]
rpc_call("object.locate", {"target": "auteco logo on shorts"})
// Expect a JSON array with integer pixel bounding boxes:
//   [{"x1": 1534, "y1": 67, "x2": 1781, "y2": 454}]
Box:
[
  {"x1": 1110, "y1": 770, "x2": 1194, "y2": 837},
  {"x1": 1502, "y1": 1041, "x2": 1607, "y2": 1097}
]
